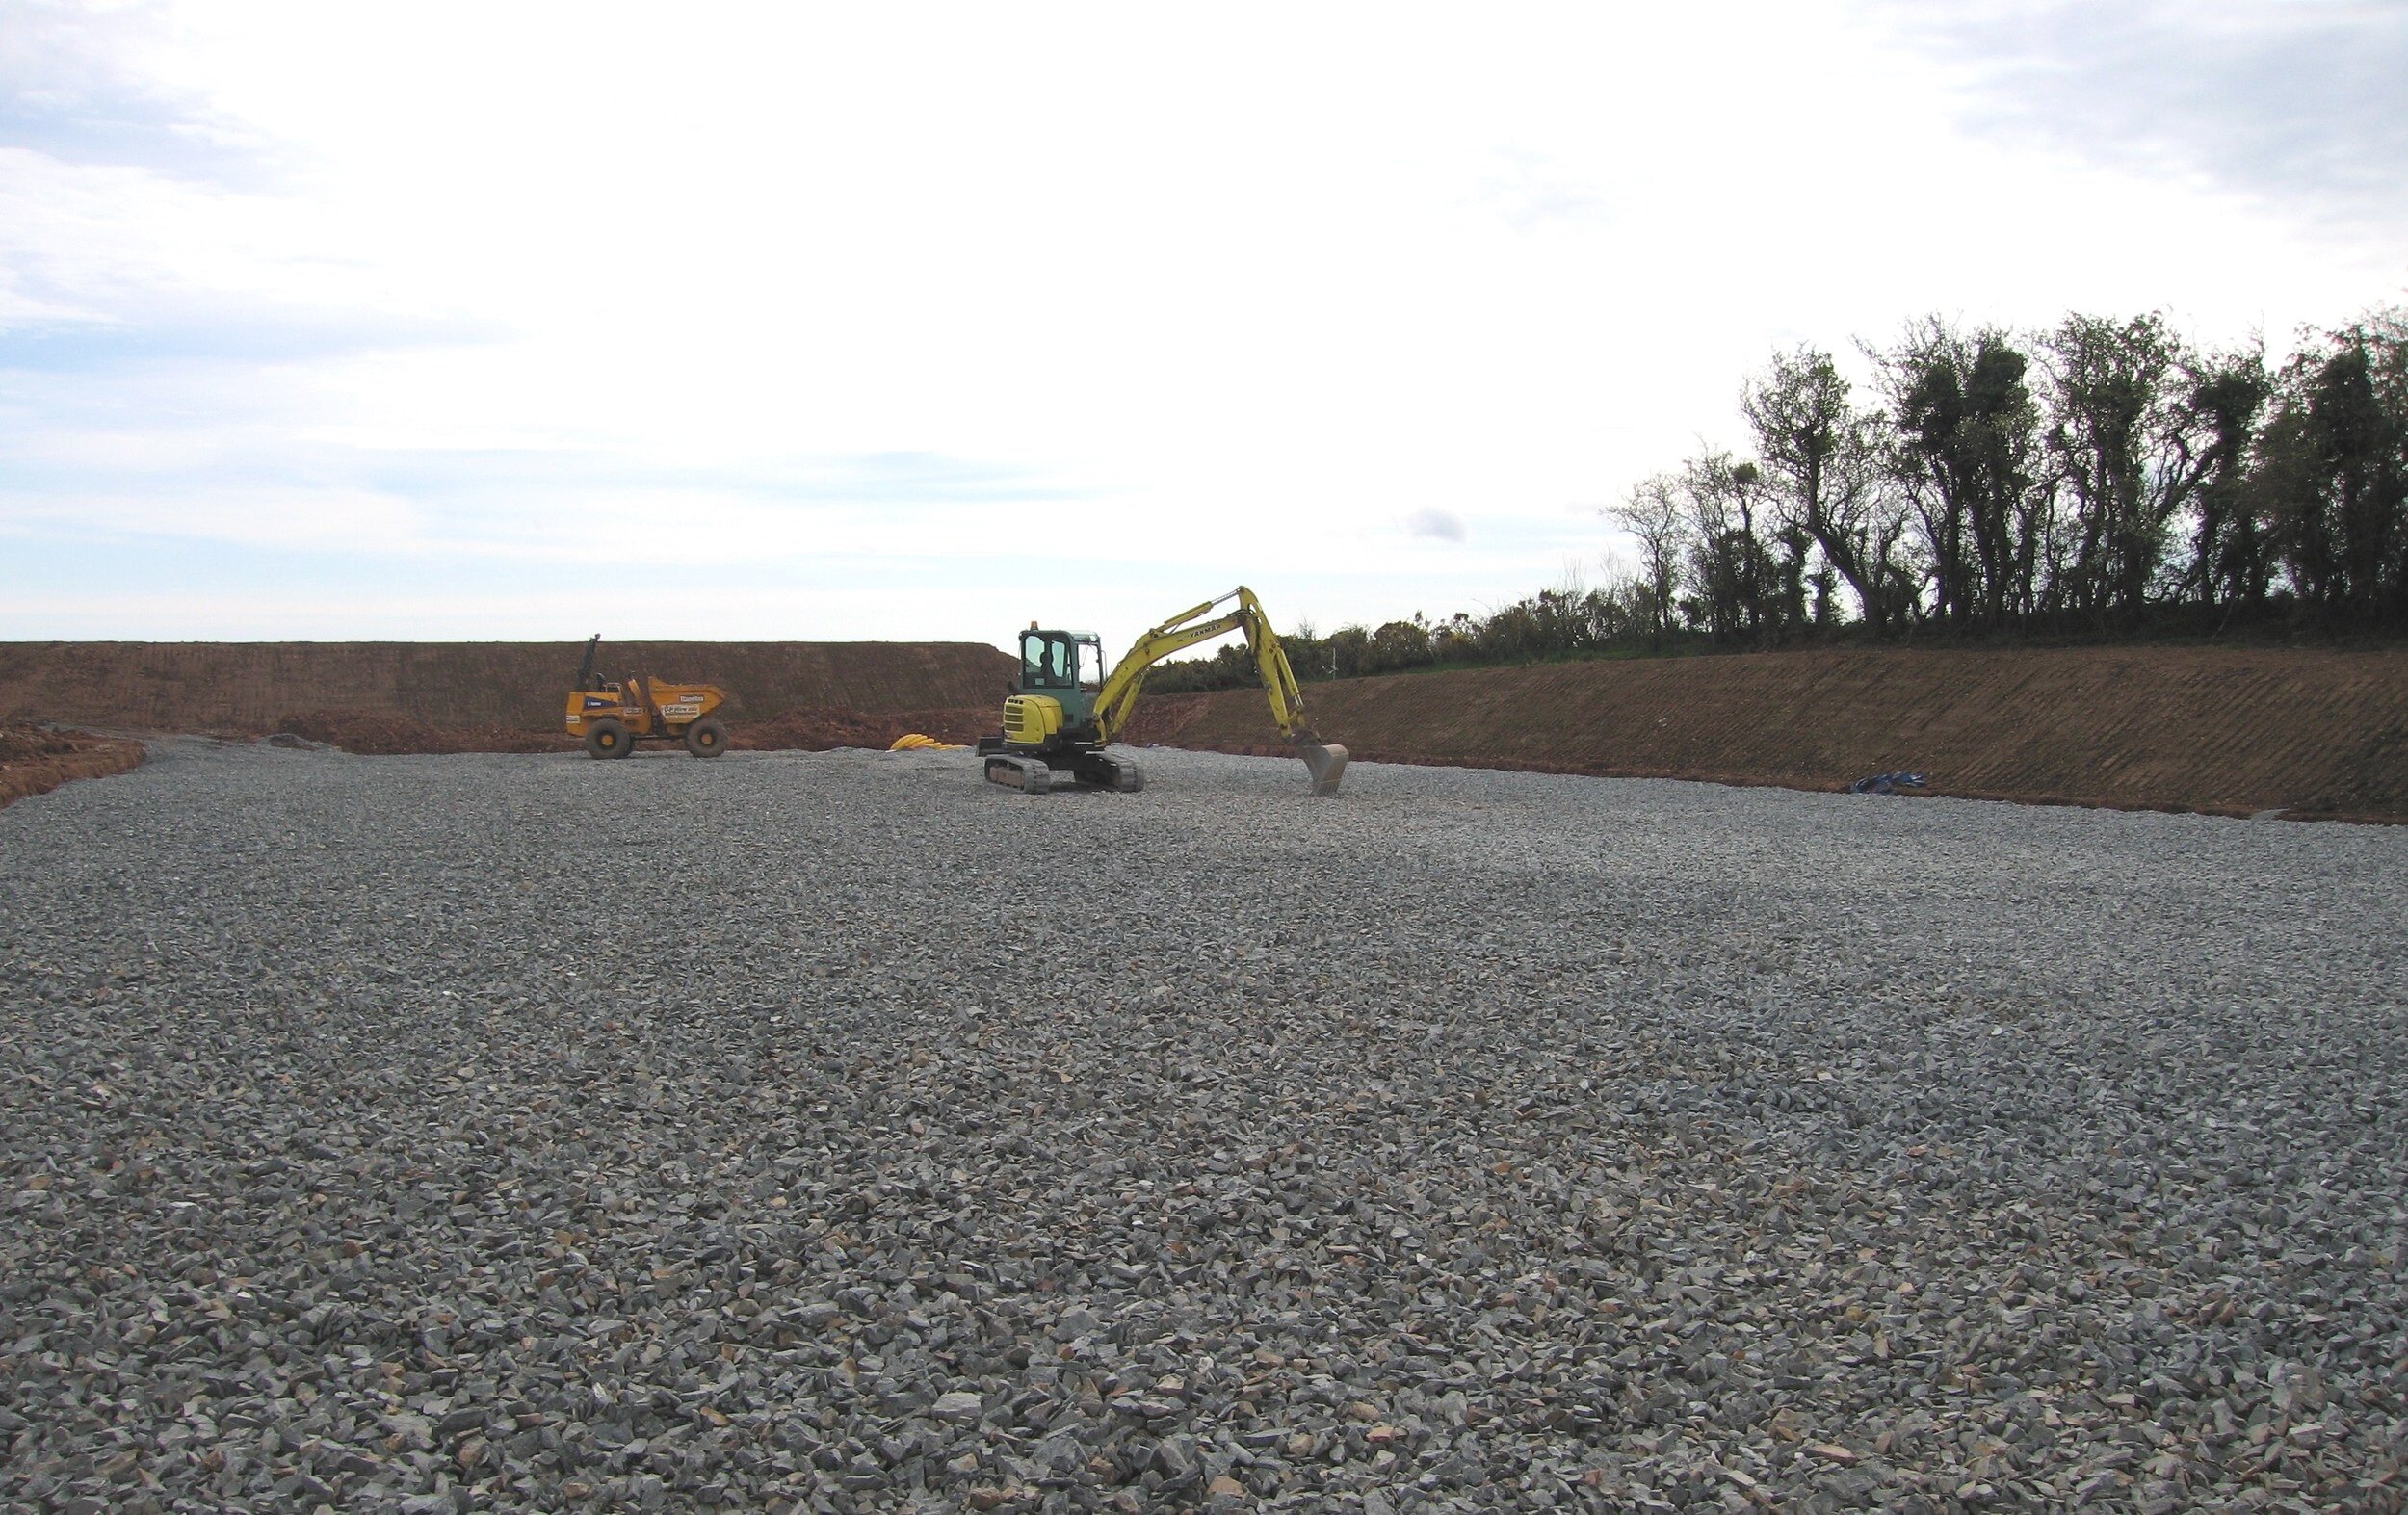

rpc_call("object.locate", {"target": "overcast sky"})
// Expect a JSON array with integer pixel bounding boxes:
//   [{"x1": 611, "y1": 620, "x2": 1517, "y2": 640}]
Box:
[{"x1": 3, "y1": 1, "x2": 2401, "y2": 656}]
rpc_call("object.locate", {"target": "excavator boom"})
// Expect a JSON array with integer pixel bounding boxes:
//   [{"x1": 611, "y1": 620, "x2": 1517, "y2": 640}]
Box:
[{"x1": 1093, "y1": 587, "x2": 1348, "y2": 796}]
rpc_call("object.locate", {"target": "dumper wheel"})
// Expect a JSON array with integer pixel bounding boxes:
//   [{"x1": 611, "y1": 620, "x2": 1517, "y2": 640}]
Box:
[
  {"x1": 585, "y1": 718, "x2": 631, "y2": 760},
  {"x1": 685, "y1": 717, "x2": 728, "y2": 758}
]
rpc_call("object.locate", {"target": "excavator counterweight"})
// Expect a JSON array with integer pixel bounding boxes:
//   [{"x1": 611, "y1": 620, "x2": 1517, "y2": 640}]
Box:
[{"x1": 976, "y1": 588, "x2": 1348, "y2": 797}]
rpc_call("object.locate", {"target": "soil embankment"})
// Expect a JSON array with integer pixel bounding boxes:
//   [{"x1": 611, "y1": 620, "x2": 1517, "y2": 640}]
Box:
[
  {"x1": 737, "y1": 705, "x2": 997, "y2": 751},
  {"x1": 13, "y1": 640, "x2": 2405, "y2": 818},
  {"x1": 269, "y1": 704, "x2": 1001, "y2": 755},
  {"x1": 0, "y1": 723, "x2": 145, "y2": 809},
  {"x1": 0, "y1": 640, "x2": 1015, "y2": 735},
  {"x1": 1126, "y1": 644, "x2": 2408, "y2": 820},
  {"x1": 275, "y1": 713, "x2": 579, "y2": 755}
]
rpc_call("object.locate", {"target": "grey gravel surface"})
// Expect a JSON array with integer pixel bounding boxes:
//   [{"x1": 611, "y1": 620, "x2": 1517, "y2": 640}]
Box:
[{"x1": 5, "y1": 739, "x2": 2407, "y2": 1514}]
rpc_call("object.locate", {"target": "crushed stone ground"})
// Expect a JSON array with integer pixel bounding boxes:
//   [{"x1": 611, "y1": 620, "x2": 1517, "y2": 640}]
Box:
[{"x1": 4, "y1": 740, "x2": 2405, "y2": 1513}]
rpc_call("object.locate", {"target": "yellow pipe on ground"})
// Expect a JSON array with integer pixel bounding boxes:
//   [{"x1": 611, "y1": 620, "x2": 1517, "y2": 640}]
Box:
[{"x1": 889, "y1": 733, "x2": 966, "y2": 751}]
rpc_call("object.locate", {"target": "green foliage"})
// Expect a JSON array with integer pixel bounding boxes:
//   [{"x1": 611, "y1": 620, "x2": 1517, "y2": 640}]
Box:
[
  {"x1": 1155, "y1": 305, "x2": 2407, "y2": 692},
  {"x1": 1147, "y1": 585, "x2": 1667, "y2": 692},
  {"x1": 1881, "y1": 320, "x2": 2046, "y2": 629},
  {"x1": 1743, "y1": 346, "x2": 1912, "y2": 635},
  {"x1": 1730, "y1": 305, "x2": 2405, "y2": 639},
  {"x1": 2040, "y1": 312, "x2": 2210, "y2": 627},
  {"x1": 2260, "y1": 315, "x2": 2408, "y2": 626},
  {"x1": 2184, "y1": 346, "x2": 2275, "y2": 614}
]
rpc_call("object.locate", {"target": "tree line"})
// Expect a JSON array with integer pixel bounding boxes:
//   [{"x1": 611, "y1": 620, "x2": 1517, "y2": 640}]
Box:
[{"x1": 1154, "y1": 305, "x2": 2407, "y2": 693}]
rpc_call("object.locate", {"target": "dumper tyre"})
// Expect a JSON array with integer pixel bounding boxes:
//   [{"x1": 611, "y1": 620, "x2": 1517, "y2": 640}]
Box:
[
  {"x1": 585, "y1": 718, "x2": 632, "y2": 760},
  {"x1": 684, "y1": 717, "x2": 728, "y2": 759}
]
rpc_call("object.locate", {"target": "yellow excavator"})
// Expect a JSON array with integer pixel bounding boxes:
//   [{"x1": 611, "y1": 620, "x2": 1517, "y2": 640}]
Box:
[{"x1": 975, "y1": 587, "x2": 1348, "y2": 796}]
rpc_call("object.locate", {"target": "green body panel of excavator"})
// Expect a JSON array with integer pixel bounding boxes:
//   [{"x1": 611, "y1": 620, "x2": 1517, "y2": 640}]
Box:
[{"x1": 1011, "y1": 629, "x2": 1102, "y2": 731}]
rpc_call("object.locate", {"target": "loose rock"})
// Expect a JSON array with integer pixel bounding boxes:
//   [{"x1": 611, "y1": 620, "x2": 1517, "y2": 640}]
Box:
[{"x1": 2, "y1": 741, "x2": 2403, "y2": 1511}]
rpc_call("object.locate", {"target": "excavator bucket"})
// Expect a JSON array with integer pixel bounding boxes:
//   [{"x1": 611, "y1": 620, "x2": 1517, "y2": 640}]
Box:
[{"x1": 1298, "y1": 741, "x2": 1349, "y2": 797}]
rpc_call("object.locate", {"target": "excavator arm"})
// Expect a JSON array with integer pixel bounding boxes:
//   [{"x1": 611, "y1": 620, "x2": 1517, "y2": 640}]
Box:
[{"x1": 1091, "y1": 587, "x2": 1348, "y2": 796}]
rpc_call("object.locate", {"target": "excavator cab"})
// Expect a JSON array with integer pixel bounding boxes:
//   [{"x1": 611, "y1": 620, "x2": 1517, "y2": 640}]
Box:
[{"x1": 1015, "y1": 630, "x2": 1104, "y2": 728}]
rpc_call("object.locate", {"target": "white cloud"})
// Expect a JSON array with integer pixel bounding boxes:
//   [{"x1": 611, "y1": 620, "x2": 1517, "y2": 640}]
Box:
[
  {"x1": 2, "y1": 1, "x2": 2401, "y2": 654},
  {"x1": 1404, "y1": 509, "x2": 1468, "y2": 543},
  {"x1": 3, "y1": 483, "x2": 426, "y2": 554},
  {"x1": 1883, "y1": 0, "x2": 2408, "y2": 240}
]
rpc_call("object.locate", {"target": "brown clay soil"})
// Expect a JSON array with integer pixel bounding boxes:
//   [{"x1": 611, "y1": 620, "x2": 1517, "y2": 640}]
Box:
[
  {"x1": 13, "y1": 640, "x2": 2405, "y2": 820},
  {"x1": 1123, "y1": 643, "x2": 2408, "y2": 822},
  {"x1": 264, "y1": 705, "x2": 1001, "y2": 757},
  {"x1": 0, "y1": 640, "x2": 1014, "y2": 734},
  {"x1": 275, "y1": 712, "x2": 580, "y2": 755},
  {"x1": 734, "y1": 705, "x2": 997, "y2": 752},
  {"x1": 0, "y1": 723, "x2": 146, "y2": 809}
]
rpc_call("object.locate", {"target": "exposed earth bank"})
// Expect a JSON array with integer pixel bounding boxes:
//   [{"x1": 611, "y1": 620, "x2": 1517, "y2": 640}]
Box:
[
  {"x1": 0, "y1": 722, "x2": 145, "y2": 809},
  {"x1": 13, "y1": 642, "x2": 2407, "y2": 821},
  {"x1": 1125, "y1": 644, "x2": 2408, "y2": 823},
  {"x1": 272, "y1": 706, "x2": 1002, "y2": 757},
  {"x1": 0, "y1": 640, "x2": 1016, "y2": 734}
]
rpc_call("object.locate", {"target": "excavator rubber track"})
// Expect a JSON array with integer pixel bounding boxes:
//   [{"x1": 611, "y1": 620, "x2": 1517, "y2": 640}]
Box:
[
  {"x1": 984, "y1": 754, "x2": 1052, "y2": 793},
  {"x1": 984, "y1": 751, "x2": 1148, "y2": 794},
  {"x1": 1069, "y1": 751, "x2": 1145, "y2": 793}
]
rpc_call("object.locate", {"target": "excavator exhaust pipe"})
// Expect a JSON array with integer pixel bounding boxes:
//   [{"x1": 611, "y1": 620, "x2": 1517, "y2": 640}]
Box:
[{"x1": 1298, "y1": 741, "x2": 1349, "y2": 797}]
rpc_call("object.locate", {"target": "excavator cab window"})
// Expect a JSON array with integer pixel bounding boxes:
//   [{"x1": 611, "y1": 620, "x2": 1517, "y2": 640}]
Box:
[
  {"x1": 1020, "y1": 631, "x2": 1101, "y2": 692},
  {"x1": 1020, "y1": 632, "x2": 1069, "y2": 690}
]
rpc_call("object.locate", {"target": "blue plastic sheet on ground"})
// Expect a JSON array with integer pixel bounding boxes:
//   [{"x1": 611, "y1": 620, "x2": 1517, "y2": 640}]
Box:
[{"x1": 1849, "y1": 771, "x2": 1929, "y2": 795}]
